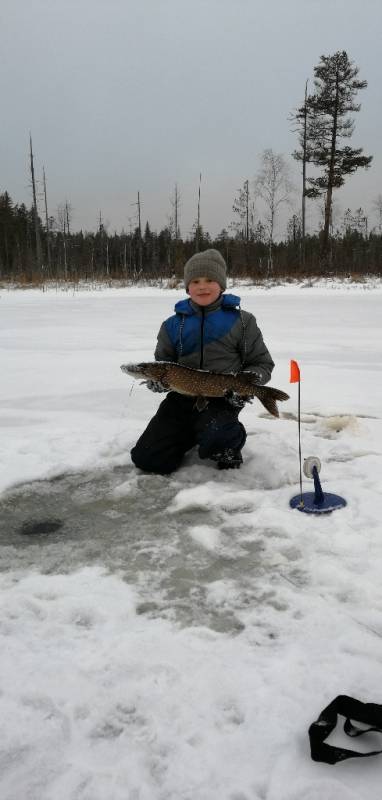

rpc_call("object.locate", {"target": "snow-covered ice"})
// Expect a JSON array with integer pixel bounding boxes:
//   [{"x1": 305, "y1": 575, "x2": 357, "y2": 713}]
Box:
[{"x1": 1, "y1": 282, "x2": 382, "y2": 799}]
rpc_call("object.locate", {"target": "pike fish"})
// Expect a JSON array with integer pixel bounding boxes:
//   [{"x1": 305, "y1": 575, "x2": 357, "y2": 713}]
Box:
[{"x1": 121, "y1": 361, "x2": 289, "y2": 418}]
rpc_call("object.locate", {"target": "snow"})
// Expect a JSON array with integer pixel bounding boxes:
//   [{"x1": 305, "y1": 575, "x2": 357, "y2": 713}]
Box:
[{"x1": 1, "y1": 282, "x2": 382, "y2": 799}]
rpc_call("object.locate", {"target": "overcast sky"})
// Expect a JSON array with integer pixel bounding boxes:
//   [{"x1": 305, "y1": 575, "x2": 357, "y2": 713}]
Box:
[{"x1": 1, "y1": 0, "x2": 381, "y2": 238}]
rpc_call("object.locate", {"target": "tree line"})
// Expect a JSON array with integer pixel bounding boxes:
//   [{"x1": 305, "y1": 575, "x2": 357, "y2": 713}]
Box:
[{"x1": 1, "y1": 50, "x2": 381, "y2": 284}]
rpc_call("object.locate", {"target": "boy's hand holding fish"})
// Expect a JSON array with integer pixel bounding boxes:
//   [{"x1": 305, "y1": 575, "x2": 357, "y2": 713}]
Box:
[{"x1": 145, "y1": 379, "x2": 169, "y2": 393}]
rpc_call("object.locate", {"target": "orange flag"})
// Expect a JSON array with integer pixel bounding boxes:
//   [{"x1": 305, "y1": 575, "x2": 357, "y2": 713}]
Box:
[{"x1": 290, "y1": 359, "x2": 301, "y2": 383}]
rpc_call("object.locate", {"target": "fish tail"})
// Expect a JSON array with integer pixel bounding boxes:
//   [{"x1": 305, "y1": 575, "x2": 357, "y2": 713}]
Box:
[{"x1": 260, "y1": 387, "x2": 290, "y2": 418}]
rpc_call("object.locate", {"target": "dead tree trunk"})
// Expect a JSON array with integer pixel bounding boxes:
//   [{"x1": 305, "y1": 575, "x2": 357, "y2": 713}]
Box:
[
  {"x1": 43, "y1": 167, "x2": 51, "y2": 273},
  {"x1": 136, "y1": 192, "x2": 142, "y2": 273},
  {"x1": 195, "y1": 173, "x2": 202, "y2": 253},
  {"x1": 29, "y1": 134, "x2": 43, "y2": 272}
]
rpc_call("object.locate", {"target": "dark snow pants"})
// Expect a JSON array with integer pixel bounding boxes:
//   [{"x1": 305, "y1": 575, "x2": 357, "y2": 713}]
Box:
[{"x1": 130, "y1": 391, "x2": 247, "y2": 475}]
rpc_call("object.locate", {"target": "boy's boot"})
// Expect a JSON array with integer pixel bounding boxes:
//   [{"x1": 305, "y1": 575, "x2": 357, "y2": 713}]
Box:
[{"x1": 212, "y1": 448, "x2": 243, "y2": 470}]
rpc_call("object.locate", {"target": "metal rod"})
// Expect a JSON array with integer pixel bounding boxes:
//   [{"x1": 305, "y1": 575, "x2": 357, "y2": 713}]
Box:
[{"x1": 298, "y1": 381, "x2": 303, "y2": 504}]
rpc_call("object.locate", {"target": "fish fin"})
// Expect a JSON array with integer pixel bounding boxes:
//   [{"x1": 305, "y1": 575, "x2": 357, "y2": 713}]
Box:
[
  {"x1": 141, "y1": 378, "x2": 170, "y2": 389},
  {"x1": 260, "y1": 396, "x2": 279, "y2": 417},
  {"x1": 259, "y1": 387, "x2": 290, "y2": 418}
]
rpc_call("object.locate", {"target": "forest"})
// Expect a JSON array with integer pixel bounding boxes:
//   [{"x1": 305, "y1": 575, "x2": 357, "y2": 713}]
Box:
[{"x1": 1, "y1": 50, "x2": 381, "y2": 284}]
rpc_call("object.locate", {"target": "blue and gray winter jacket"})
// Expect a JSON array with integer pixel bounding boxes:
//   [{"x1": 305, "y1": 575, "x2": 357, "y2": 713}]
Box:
[{"x1": 154, "y1": 293, "x2": 274, "y2": 384}]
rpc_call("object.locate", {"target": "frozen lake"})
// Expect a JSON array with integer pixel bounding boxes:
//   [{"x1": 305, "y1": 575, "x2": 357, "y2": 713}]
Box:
[{"x1": 1, "y1": 283, "x2": 382, "y2": 800}]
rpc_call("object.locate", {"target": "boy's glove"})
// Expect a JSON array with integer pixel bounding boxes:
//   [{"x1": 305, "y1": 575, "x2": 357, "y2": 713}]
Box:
[
  {"x1": 224, "y1": 390, "x2": 250, "y2": 410},
  {"x1": 242, "y1": 369, "x2": 263, "y2": 384},
  {"x1": 145, "y1": 379, "x2": 169, "y2": 393},
  {"x1": 216, "y1": 449, "x2": 243, "y2": 470}
]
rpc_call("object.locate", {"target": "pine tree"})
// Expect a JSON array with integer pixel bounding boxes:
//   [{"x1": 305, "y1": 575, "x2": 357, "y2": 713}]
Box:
[
  {"x1": 0, "y1": 192, "x2": 14, "y2": 274},
  {"x1": 290, "y1": 79, "x2": 309, "y2": 264},
  {"x1": 232, "y1": 180, "x2": 256, "y2": 244},
  {"x1": 304, "y1": 51, "x2": 372, "y2": 265}
]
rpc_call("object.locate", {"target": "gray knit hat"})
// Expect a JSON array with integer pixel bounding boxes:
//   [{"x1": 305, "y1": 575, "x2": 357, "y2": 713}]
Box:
[{"x1": 184, "y1": 249, "x2": 227, "y2": 291}]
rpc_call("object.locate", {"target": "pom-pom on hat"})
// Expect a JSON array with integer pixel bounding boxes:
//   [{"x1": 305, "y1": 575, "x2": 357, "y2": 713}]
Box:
[{"x1": 184, "y1": 249, "x2": 227, "y2": 291}]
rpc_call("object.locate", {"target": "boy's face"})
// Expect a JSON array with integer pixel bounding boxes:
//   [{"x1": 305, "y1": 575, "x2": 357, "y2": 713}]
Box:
[{"x1": 187, "y1": 277, "x2": 222, "y2": 306}]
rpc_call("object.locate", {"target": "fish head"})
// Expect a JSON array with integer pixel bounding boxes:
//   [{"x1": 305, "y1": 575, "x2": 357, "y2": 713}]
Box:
[{"x1": 121, "y1": 362, "x2": 168, "y2": 381}]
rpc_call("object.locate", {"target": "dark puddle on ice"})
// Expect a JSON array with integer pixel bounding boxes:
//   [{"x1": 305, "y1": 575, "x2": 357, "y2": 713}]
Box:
[
  {"x1": 0, "y1": 466, "x2": 298, "y2": 632},
  {"x1": 20, "y1": 519, "x2": 64, "y2": 536}
]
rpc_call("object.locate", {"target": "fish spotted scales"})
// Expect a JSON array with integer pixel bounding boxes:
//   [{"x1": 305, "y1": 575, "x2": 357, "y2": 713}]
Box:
[{"x1": 121, "y1": 361, "x2": 289, "y2": 418}]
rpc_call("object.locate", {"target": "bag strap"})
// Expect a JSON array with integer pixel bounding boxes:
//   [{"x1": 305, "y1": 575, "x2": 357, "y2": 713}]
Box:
[{"x1": 309, "y1": 695, "x2": 382, "y2": 764}]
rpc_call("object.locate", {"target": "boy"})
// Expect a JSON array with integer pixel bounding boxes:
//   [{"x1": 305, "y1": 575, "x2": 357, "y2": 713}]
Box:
[{"x1": 131, "y1": 249, "x2": 274, "y2": 474}]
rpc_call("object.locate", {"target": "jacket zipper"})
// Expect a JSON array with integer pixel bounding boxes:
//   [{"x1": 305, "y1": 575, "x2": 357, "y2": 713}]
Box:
[{"x1": 200, "y1": 308, "x2": 205, "y2": 369}]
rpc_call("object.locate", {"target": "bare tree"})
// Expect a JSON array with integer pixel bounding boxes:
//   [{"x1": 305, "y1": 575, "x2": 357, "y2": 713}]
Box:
[
  {"x1": 254, "y1": 149, "x2": 294, "y2": 273},
  {"x1": 232, "y1": 179, "x2": 256, "y2": 267},
  {"x1": 98, "y1": 210, "x2": 111, "y2": 276},
  {"x1": 57, "y1": 203, "x2": 68, "y2": 278},
  {"x1": 130, "y1": 193, "x2": 143, "y2": 272},
  {"x1": 372, "y1": 194, "x2": 382, "y2": 233},
  {"x1": 137, "y1": 192, "x2": 142, "y2": 272},
  {"x1": 56, "y1": 201, "x2": 72, "y2": 278},
  {"x1": 65, "y1": 201, "x2": 72, "y2": 236},
  {"x1": 342, "y1": 207, "x2": 368, "y2": 238},
  {"x1": 127, "y1": 216, "x2": 135, "y2": 274},
  {"x1": 287, "y1": 213, "x2": 302, "y2": 244},
  {"x1": 195, "y1": 173, "x2": 202, "y2": 253},
  {"x1": 42, "y1": 167, "x2": 51, "y2": 272},
  {"x1": 169, "y1": 183, "x2": 181, "y2": 241},
  {"x1": 29, "y1": 134, "x2": 43, "y2": 270},
  {"x1": 169, "y1": 183, "x2": 181, "y2": 266}
]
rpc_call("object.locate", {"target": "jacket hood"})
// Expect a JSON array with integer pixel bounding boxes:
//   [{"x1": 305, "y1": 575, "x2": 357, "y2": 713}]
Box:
[{"x1": 174, "y1": 293, "x2": 241, "y2": 316}]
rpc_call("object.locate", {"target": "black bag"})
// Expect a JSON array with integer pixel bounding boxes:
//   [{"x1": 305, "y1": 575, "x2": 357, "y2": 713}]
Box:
[{"x1": 309, "y1": 695, "x2": 382, "y2": 764}]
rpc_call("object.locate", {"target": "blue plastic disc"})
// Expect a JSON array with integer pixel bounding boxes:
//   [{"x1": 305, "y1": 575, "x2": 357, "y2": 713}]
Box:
[{"x1": 290, "y1": 492, "x2": 347, "y2": 514}]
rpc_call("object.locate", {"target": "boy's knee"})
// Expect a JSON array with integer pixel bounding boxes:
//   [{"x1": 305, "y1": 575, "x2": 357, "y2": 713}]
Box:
[
  {"x1": 198, "y1": 420, "x2": 246, "y2": 460},
  {"x1": 130, "y1": 445, "x2": 181, "y2": 475}
]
